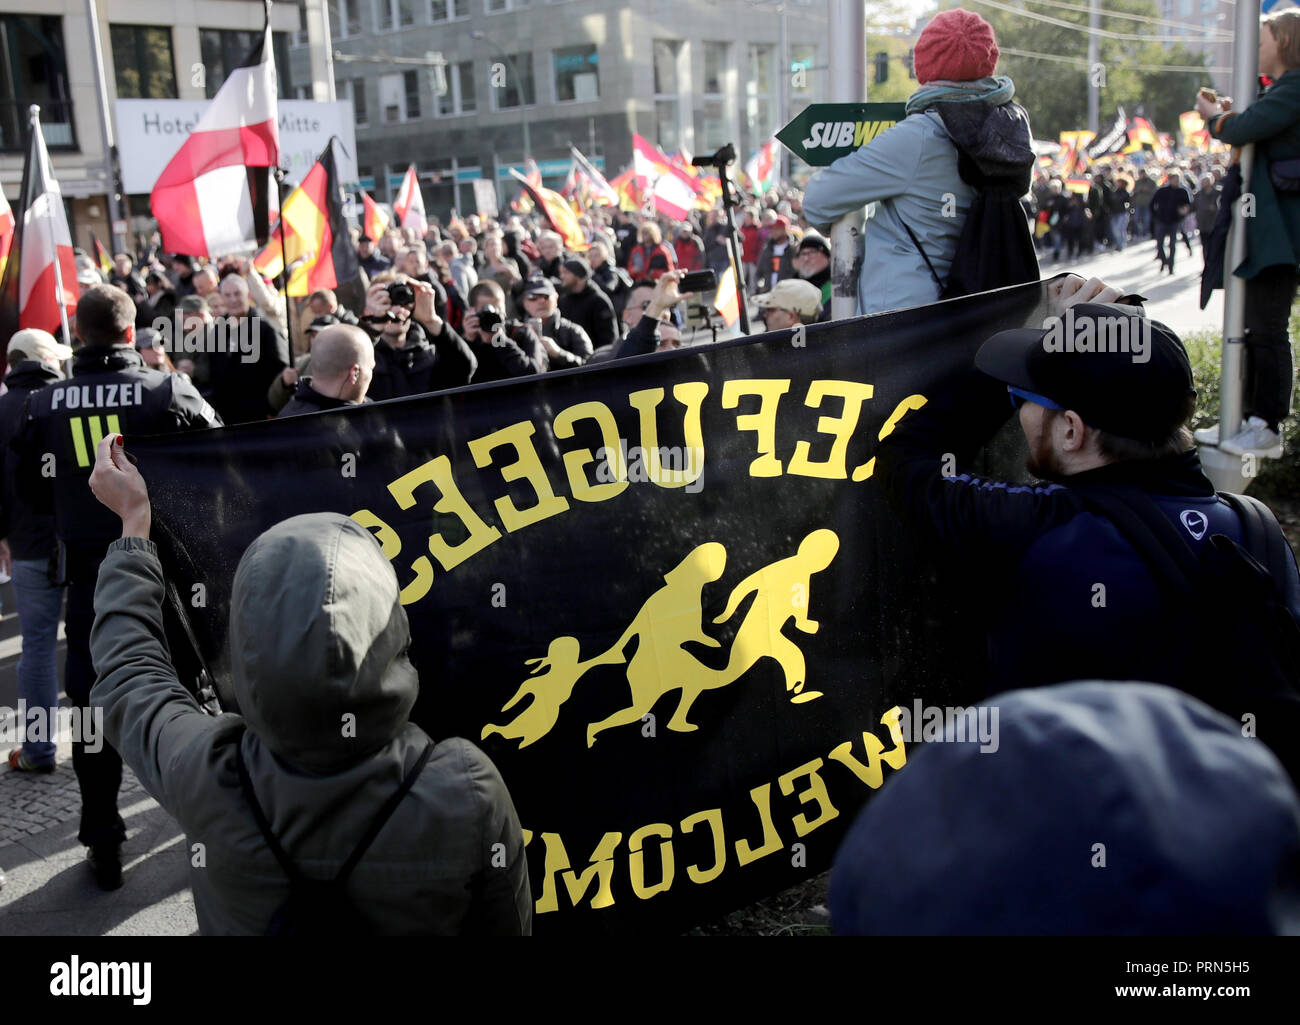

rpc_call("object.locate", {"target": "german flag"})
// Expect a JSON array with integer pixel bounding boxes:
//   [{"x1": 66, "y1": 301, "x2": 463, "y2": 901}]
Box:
[
  {"x1": 361, "y1": 190, "x2": 389, "y2": 241},
  {"x1": 92, "y1": 233, "x2": 113, "y2": 275},
  {"x1": 508, "y1": 168, "x2": 588, "y2": 252},
  {"x1": 254, "y1": 139, "x2": 359, "y2": 297}
]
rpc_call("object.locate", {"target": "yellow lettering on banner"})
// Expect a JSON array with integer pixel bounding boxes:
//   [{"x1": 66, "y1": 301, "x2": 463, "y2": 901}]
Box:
[
  {"x1": 827, "y1": 706, "x2": 908, "y2": 789},
  {"x1": 628, "y1": 822, "x2": 675, "y2": 899},
  {"x1": 467, "y1": 420, "x2": 571, "y2": 531},
  {"x1": 627, "y1": 382, "x2": 708, "y2": 488},
  {"x1": 522, "y1": 829, "x2": 533, "y2": 847},
  {"x1": 734, "y1": 783, "x2": 783, "y2": 866},
  {"x1": 787, "y1": 380, "x2": 874, "y2": 479},
  {"x1": 553, "y1": 400, "x2": 628, "y2": 502},
  {"x1": 777, "y1": 757, "x2": 840, "y2": 837},
  {"x1": 536, "y1": 831, "x2": 622, "y2": 913},
  {"x1": 350, "y1": 508, "x2": 434, "y2": 606},
  {"x1": 387, "y1": 456, "x2": 501, "y2": 572},
  {"x1": 852, "y1": 393, "x2": 929, "y2": 482},
  {"x1": 680, "y1": 808, "x2": 727, "y2": 884},
  {"x1": 721, "y1": 378, "x2": 790, "y2": 477}
]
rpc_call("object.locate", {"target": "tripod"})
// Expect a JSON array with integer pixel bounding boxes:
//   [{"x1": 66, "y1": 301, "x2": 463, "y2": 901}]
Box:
[{"x1": 693, "y1": 144, "x2": 751, "y2": 336}]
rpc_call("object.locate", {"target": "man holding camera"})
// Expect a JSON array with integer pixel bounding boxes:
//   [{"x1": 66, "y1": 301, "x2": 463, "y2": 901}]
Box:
[
  {"x1": 363, "y1": 274, "x2": 476, "y2": 402},
  {"x1": 521, "y1": 277, "x2": 593, "y2": 371},
  {"x1": 462, "y1": 280, "x2": 548, "y2": 383}
]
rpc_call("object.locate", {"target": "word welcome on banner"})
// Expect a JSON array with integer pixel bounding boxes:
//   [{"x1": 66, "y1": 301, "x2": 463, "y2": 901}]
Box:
[{"x1": 129, "y1": 281, "x2": 1054, "y2": 934}]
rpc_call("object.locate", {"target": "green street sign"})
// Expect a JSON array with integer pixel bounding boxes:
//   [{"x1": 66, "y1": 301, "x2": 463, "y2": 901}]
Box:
[{"x1": 776, "y1": 102, "x2": 908, "y2": 166}]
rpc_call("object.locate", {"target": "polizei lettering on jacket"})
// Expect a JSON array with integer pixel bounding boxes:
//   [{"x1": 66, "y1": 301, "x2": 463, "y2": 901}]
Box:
[
  {"x1": 49, "y1": 382, "x2": 145, "y2": 410},
  {"x1": 800, "y1": 120, "x2": 897, "y2": 150}
]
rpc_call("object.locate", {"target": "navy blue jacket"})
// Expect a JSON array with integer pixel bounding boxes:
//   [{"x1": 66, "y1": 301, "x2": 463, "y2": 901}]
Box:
[{"x1": 876, "y1": 367, "x2": 1300, "y2": 695}]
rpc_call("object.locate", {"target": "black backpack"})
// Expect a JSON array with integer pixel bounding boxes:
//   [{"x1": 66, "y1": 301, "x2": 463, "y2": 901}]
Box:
[
  {"x1": 1075, "y1": 485, "x2": 1300, "y2": 784},
  {"x1": 901, "y1": 147, "x2": 1041, "y2": 300},
  {"x1": 235, "y1": 737, "x2": 434, "y2": 936}
]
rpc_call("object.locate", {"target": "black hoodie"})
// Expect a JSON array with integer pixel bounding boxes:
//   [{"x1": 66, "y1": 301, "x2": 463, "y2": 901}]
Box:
[{"x1": 0, "y1": 360, "x2": 62, "y2": 560}]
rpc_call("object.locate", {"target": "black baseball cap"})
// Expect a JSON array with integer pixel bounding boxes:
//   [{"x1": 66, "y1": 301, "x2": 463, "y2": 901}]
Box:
[
  {"x1": 975, "y1": 303, "x2": 1196, "y2": 442},
  {"x1": 523, "y1": 277, "x2": 557, "y2": 297},
  {"x1": 562, "y1": 257, "x2": 591, "y2": 280},
  {"x1": 798, "y1": 233, "x2": 831, "y2": 256}
]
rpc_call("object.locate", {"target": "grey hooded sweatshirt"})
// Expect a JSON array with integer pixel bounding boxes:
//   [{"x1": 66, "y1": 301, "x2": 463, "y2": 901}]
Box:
[{"x1": 90, "y1": 513, "x2": 531, "y2": 935}]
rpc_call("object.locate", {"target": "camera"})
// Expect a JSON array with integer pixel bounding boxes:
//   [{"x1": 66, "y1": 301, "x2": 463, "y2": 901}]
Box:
[
  {"x1": 679, "y1": 269, "x2": 718, "y2": 294},
  {"x1": 476, "y1": 305, "x2": 504, "y2": 335},
  {"x1": 386, "y1": 281, "x2": 415, "y2": 307}
]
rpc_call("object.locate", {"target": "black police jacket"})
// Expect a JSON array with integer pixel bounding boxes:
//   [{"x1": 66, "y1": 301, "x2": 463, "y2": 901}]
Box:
[
  {"x1": 0, "y1": 361, "x2": 62, "y2": 561},
  {"x1": 18, "y1": 344, "x2": 222, "y2": 550}
]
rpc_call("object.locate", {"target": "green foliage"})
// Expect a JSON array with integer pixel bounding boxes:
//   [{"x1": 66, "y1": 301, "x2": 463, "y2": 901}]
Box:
[
  {"x1": 1183, "y1": 314, "x2": 1300, "y2": 500},
  {"x1": 967, "y1": 0, "x2": 1210, "y2": 140}
]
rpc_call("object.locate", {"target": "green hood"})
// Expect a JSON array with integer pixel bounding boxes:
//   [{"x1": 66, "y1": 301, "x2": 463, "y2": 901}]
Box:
[{"x1": 229, "y1": 512, "x2": 418, "y2": 772}]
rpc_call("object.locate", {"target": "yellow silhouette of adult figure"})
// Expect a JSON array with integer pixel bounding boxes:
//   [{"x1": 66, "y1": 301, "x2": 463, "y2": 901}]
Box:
[
  {"x1": 481, "y1": 637, "x2": 626, "y2": 749},
  {"x1": 585, "y1": 542, "x2": 728, "y2": 747},
  {"x1": 711, "y1": 529, "x2": 840, "y2": 703}
]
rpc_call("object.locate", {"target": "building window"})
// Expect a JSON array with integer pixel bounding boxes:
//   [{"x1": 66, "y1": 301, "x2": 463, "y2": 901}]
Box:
[
  {"x1": 553, "y1": 45, "x2": 598, "y2": 103},
  {"x1": 0, "y1": 15, "x2": 75, "y2": 152},
  {"x1": 791, "y1": 43, "x2": 815, "y2": 98},
  {"x1": 109, "y1": 25, "x2": 177, "y2": 100},
  {"x1": 381, "y1": 73, "x2": 404, "y2": 121},
  {"x1": 491, "y1": 52, "x2": 534, "y2": 109},
  {"x1": 437, "y1": 61, "x2": 476, "y2": 116},
  {"x1": 431, "y1": 0, "x2": 470, "y2": 18},
  {"x1": 702, "y1": 41, "x2": 728, "y2": 96},
  {"x1": 487, "y1": 0, "x2": 531, "y2": 11},
  {"x1": 341, "y1": 77, "x2": 368, "y2": 126},
  {"x1": 377, "y1": 0, "x2": 418, "y2": 30},
  {"x1": 747, "y1": 43, "x2": 775, "y2": 149},
  {"x1": 199, "y1": 29, "x2": 294, "y2": 99},
  {"x1": 654, "y1": 40, "x2": 682, "y2": 153},
  {"x1": 332, "y1": 0, "x2": 364, "y2": 37},
  {"x1": 404, "y1": 69, "x2": 421, "y2": 119}
]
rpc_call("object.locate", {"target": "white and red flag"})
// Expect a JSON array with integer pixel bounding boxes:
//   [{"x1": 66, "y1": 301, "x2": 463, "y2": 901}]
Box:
[
  {"x1": 392, "y1": 165, "x2": 428, "y2": 236},
  {"x1": 149, "y1": 5, "x2": 279, "y2": 257},
  {"x1": 632, "y1": 134, "x2": 697, "y2": 221},
  {"x1": 0, "y1": 105, "x2": 78, "y2": 344}
]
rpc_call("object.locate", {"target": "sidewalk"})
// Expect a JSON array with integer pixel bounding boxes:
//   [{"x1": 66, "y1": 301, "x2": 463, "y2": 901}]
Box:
[{"x1": 0, "y1": 733, "x2": 197, "y2": 935}]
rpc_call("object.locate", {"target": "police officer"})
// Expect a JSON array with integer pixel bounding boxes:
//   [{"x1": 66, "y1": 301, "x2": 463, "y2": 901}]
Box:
[{"x1": 17, "y1": 284, "x2": 222, "y2": 890}]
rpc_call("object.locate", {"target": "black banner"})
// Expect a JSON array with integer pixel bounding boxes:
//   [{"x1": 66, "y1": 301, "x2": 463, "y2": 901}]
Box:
[{"x1": 130, "y1": 280, "x2": 1055, "y2": 934}]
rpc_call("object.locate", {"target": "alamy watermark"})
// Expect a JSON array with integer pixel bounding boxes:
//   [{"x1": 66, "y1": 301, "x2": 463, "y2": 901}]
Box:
[
  {"x1": 150, "y1": 311, "x2": 262, "y2": 363},
  {"x1": 1042, "y1": 306, "x2": 1151, "y2": 364},
  {"x1": 0, "y1": 702, "x2": 102, "y2": 752},
  {"x1": 895, "y1": 699, "x2": 999, "y2": 753}
]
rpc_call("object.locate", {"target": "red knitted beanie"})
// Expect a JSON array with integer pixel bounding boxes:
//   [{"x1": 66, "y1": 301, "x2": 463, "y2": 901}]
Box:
[{"x1": 913, "y1": 8, "x2": 1000, "y2": 84}]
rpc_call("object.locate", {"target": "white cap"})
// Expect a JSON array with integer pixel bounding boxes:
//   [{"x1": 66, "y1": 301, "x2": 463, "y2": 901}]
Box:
[
  {"x1": 753, "y1": 278, "x2": 823, "y2": 320},
  {"x1": 7, "y1": 328, "x2": 72, "y2": 364}
]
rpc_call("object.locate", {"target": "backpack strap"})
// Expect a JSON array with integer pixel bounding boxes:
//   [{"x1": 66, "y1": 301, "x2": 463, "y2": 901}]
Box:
[
  {"x1": 1070, "y1": 483, "x2": 1203, "y2": 596},
  {"x1": 235, "y1": 734, "x2": 435, "y2": 886},
  {"x1": 898, "y1": 219, "x2": 945, "y2": 294},
  {"x1": 1220, "y1": 492, "x2": 1300, "y2": 617}
]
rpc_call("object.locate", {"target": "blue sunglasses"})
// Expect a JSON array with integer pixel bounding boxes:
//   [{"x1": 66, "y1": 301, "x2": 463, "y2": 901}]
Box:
[{"x1": 1008, "y1": 385, "x2": 1064, "y2": 411}]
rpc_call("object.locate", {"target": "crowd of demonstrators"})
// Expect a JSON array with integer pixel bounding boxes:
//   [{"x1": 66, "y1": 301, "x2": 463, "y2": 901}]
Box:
[{"x1": 1029, "y1": 160, "x2": 1226, "y2": 265}]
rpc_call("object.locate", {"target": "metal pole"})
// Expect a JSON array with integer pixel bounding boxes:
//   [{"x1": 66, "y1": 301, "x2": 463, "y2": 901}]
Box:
[
  {"x1": 1218, "y1": 2, "x2": 1261, "y2": 447},
  {"x1": 304, "y1": 0, "x2": 336, "y2": 102},
  {"x1": 1087, "y1": 0, "x2": 1099, "y2": 135},
  {"x1": 827, "y1": 0, "x2": 864, "y2": 321},
  {"x1": 84, "y1": 0, "x2": 126, "y2": 254},
  {"x1": 778, "y1": 3, "x2": 789, "y2": 184}
]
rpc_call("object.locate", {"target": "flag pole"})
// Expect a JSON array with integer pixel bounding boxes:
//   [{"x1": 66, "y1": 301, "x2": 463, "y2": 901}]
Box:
[
  {"x1": 272, "y1": 164, "x2": 294, "y2": 359},
  {"x1": 31, "y1": 107, "x2": 74, "y2": 354}
]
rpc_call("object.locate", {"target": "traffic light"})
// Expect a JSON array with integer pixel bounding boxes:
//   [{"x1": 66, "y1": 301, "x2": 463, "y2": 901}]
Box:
[
  {"x1": 904, "y1": 47, "x2": 916, "y2": 80},
  {"x1": 874, "y1": 51, "x2": 889, "y2": 85}
]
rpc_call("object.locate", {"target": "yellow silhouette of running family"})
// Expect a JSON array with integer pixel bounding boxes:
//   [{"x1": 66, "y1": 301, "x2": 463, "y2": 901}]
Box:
[{"x1": 480, "y1": 529, "x2": 840, "y2": 749}]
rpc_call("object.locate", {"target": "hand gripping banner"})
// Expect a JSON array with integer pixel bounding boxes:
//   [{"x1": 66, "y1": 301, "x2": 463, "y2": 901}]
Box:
[{"x1": 129, "y1": 280, "x2": 1055, "y2": 933}]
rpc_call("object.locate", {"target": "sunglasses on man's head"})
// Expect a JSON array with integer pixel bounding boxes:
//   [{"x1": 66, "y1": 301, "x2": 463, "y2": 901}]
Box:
[{"x1": 1008, "y1": 385, "x2": 1064, "y2": 411}]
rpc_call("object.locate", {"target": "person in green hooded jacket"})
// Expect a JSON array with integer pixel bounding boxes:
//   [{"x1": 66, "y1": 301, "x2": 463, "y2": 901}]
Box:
[{"x1": 1196, "y1": 9, "x2": 1300, "y2": 458}]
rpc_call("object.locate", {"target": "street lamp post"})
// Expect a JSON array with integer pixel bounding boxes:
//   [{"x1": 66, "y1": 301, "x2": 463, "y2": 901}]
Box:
[{"x1": 471, "y1": 30, "x2": 532, "y2": 165}]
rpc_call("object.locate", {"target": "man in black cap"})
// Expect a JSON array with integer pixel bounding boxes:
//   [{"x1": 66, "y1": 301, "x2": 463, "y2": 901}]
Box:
[
  {"x1": 877, "y1": 275, "x2": 1300, "y2": 756},
  {"x1": 557, "y1": 257, "x2": 618, "y2": 352},
  {"x1": 794, "y1": 233, "x2": 832, "y2": 323},
  {"x1": 520, "y1": 276, "x2": 592, "y2": 370}
]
